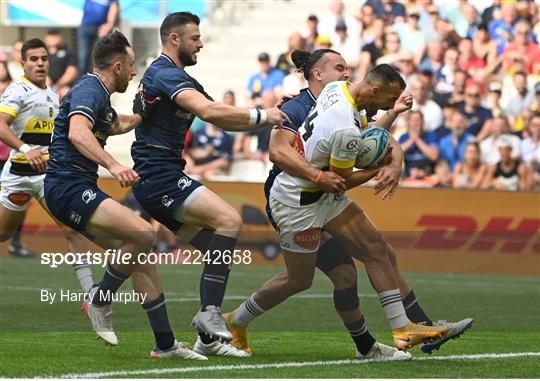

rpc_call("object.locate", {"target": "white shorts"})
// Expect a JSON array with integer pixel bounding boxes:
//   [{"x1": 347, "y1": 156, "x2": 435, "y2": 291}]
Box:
[
  {"x1": 0, "y1": 167, "x2": 44, "y2": 212},
  {"x1": 268, "y1": 193, "x2": 352, "y2": 254}
]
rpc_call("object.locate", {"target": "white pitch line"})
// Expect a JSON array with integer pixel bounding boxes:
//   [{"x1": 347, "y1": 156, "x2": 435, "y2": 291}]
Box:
[{"x1": 59, "y1": 352, "x2": 540, "y2": 379}]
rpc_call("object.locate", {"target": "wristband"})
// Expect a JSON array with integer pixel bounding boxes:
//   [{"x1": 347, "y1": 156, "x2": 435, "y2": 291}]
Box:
[
  {"x1": 248, "y1": 108, "x2": 258, "y2": 125},
  {"x1": 18, "y1": 144, "x2": 31, "y2": 154},
  {"x1": 313, "y1": 170, "x2": 323, "y2": 184},
  {"x1": 259, "y1": 109, "x2": 267, "y2": 125}
]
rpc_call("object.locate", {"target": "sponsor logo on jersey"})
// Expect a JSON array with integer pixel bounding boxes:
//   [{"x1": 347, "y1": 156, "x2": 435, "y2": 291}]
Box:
[
  {"x1": 177, "y1": 176, "x2": 192, "y2": 190},
  {"x1": 82, "y1": 189, "x2": 97, "y2": 204},
  {"x1": 8, "y1": 192, "x2": 32, "y2": 206},
  {"x1": 293, "y1": 228, "x2": 322, "y2": 250}
]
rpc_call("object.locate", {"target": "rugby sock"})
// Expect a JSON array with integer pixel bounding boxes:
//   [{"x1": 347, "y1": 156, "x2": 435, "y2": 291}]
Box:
[
  {"x1": 344, "y1": 316, "x2": 376, "y2": 356},
  {"x1": 142, "y1": 293, "x2": 175, "y2": 350},
  {"x1": 72, "y1": 261, "x2": 94, "y2": 293},
  {"x1": 200, "y1": 234, "x2": 236, "y2": 310},
  {"x1": 403, "y1": 289, "x2": 433, "y2": 326},
  {"x1": 378, "y1": 289, "x2": 409, "y2": 330},
  {"x1": 92, "y1": 263, "x2": 130, "y2": 306},
  {"x1": 233, "y1": 294, "x2": 265, "y2": 328}
]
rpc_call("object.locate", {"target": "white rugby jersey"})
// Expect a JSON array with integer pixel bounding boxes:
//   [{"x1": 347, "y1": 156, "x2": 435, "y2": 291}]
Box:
[
  {"x1": 0, "y1": 77, "x2": 59, "y2": 175},
  {"x1": 270, "y1": 81, "x2": 368, "y2": 206}
]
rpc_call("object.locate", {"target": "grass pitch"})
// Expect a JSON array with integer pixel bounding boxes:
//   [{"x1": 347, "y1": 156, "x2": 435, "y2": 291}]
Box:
[{"x1": 1, "y1": 257, "x2": 539, "y2": 378}]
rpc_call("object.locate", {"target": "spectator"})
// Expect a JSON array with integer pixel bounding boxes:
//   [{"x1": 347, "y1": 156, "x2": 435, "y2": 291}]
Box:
[
  {"x1": 520, "y1": 112, "x2": 540, "y2": 166},
  {"x1": 452, "y1": 142, "x2": 487, "y2": 189},
  {"x1": 185, "y1": 123, "x2": 234, "y2": 179},
  {"x1": 501, "y1": 20, "x2": 540, "y2": 75},
  {"x1": 530, "y1": 82, "x2": 540, "y2": 113},
  {"x1": 332, "y1": 21, "x2": 361, "y2": 74},
  {"x1": 78, "y1": 0, "x2": 119, "y2": 75},
  {"x1": 399, "y1": 110, "x2": 440, "y2": 176},
  {"x1": 392, "y1": 10, "x2": 427, "y2": 65},
  {"x1": 419, "y1": 41, "x2": 445, "y2": 80},
  {"x1": 482, "y1": 137, "x2": 531, "y2": 191},
  {"x1": 356, "y1": 3, "x2": 378, "y2": 45},
  {"x1": 472, "y1": 23, "x2": 498, "y2": 67},
  {"x1": 481, "y1": 0, "x2": 501, "y2": 26},
  {"x1": 488, "y1": 2, "x2": 518, "y2": 55},
  {"x1": 422, "y1": 4, "x2": 442, "y2": 43},
  {"x1": 439, "y1": 111, "x2": 475, "y2": 171},
  {"x1": 479, "y1": 115, "x2": 521, "y2": 165},
  {"x1": 482, "y1": 81, "x2": 505, "y2": 118},
  {"x1": 243, "y1": 91, "x2": 275, "y2": 165},
  {"x1": 410, "y1": 79, "x2": 443, "y2": 132},
  {"x1": 358, "y1": 19, "x2": 386, "y2": 78},
  {"x1": 7, "y1": 40, "x2": 23, "y2": 80},
  {"x1": 503, "y1": 71, "x2": 535, "y2": 127},
  {"x1": 246, "y1": 53, "x2": 285, "y2": 101},
  {"x1": 44, "y1": 28, "x2": 78, "y2": 100},
  {"x1": 0, "y1": 60, "x2": 12, "y2": 95},
  {"x1": 457, "y1": 38, "x2": 486, "y2": 79},
  {"x1": 303, "y1": 14, "x2": 319, "y2": 52},
  {"x1": 456, "y1": 82, "x2": 493, "y2": 136},
  {"x1": 314, "y1": 35, "x2": 333, "y2": 50},
  {"x1": 448, "y1": 2, "x2": 480, "y2": 39},
  {"x1": 318, "y1": 0, "x2": 359, "y2": 41},
  {"x1": 434, "y1": 18, "x2": 461, "y2": 49},
  {"x1": 437, "y1": 47, "x2": 460, "y2": 93},
  {"x1": 432, "y1": 160, "x2": 454, "y2": 188},
  {"x1": 367, "y1": 0, "x2": 406, "y2": 25},
  {"x1": 376, "y1": 32, "x2": 409, "y2": 66},
  {"x1": 276, "y1": 33, "x2": 305, "y2": 75}
]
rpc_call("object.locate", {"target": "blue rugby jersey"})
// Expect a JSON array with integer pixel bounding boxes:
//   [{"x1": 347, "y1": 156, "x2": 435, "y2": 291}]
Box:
[
  {"x1": 47, "y1": 73, "x2": 117, "y2": 180},
  {"x1": 131, "y1": 53, "x2": 213, "y2": 174}
]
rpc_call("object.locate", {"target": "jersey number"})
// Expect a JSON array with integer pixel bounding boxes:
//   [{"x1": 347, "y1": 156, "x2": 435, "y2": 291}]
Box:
[{"x1": 302, "y1": 110, "x2": 318, "y2": 141}]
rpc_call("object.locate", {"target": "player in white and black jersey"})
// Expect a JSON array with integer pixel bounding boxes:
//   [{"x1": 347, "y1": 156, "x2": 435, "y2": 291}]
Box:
[{"x1": 228, "y1": 64, "x2": 452, "y2": 351}]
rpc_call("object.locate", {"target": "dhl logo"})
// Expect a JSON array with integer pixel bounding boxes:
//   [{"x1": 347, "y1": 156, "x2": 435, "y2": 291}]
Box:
[{"x1": 387, "y1": 215, "x2": 540, "y2": 254}]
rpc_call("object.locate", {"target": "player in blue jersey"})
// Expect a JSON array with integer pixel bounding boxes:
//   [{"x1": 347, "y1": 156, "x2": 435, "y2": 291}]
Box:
[
  {"x1": 226, "y1": 50, "x2": 472, "y2": 356},
  {"x1": 131, "y1": 12, "x2": 288, "y2": 358},
  {"x1": 44, "y1": 30, "x2": 206, "y2": 360}
]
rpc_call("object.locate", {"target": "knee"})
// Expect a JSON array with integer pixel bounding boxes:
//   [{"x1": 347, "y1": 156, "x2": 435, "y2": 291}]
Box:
[
  {"x1": 329, "y1": 265, "x2": 357, "y2": 290},
  {"x1": 287, "y1": 276, "x2": 313, "y2": 294},
  {"x1": 213, "y1": 210, "x2": 242, "y2": 233},
  {"x1": 130, "y1": 225, "x2": 155, "y2": 253}
]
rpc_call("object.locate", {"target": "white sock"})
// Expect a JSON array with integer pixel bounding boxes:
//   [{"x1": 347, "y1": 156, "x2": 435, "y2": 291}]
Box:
[
  {"x1": 72, "y1": 262, "x2": 94, "y2": 293},
  {"x1": 234, "y1": 294, "x2": 266, "y2": 328},
  {"x1": 378, "y1": 289, "x2": 409, "y2": 330}
]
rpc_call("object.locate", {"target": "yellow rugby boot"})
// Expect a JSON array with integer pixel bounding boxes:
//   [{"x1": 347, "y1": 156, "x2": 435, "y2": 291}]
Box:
[
  {"x1": 223, "y1": 311, "x2": 252, "y2": 354},
  {"x1": 392, "y1": 321, "x2": 449, "y2": 350}
]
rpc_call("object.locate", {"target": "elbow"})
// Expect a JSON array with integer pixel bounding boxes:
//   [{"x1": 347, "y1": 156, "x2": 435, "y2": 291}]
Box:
[{"x1": 269, "y1": 148, "x2": 283, "y2": 165}]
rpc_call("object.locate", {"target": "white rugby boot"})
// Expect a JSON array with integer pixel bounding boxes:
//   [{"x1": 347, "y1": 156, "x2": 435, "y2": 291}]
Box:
[
  {"x1": 356, "y1": 342, "x2": 412, "y2": 361},
  {"x1": 193, "y1": 336, "x2": 251, "y2": 358},
  {"x1": 192, "y1": 305, "x2": 232, "y2": 342}
]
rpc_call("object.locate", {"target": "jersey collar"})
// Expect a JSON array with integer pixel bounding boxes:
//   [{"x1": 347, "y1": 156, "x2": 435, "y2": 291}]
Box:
[
  {"x1": 160, "y1": 53, "x2": 174, "y2": 64},
  {"x1": 87, "y1": 73, "x2": 110, "y2": 96}
]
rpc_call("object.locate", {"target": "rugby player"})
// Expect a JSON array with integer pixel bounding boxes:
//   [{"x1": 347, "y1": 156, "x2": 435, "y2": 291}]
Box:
[
  {"x1": 226, "y1": 60, "x2": 457, "y2": 353},
  {"x1": 44, "y1": 31, "x2": 206, "y2": 360},
  {"x1": 0, "y1": 38, "x2": 94, "y2": 294},
  {"x1": 227, "y1": 50, "x2": 472, "y2": 356},
  {"x1": 131, "y1": 12, "x2": 288, "y2": 357}
]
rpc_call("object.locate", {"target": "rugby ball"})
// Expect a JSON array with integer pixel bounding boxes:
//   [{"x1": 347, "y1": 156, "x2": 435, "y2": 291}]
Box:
[{"x1": 355, "y1": 126, "x2": 390, "y2": 168}]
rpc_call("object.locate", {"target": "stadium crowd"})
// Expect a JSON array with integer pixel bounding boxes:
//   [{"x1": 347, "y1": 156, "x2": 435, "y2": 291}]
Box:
[{"x1": 1, "y1": 0, "x2": 539, "y2": 191}]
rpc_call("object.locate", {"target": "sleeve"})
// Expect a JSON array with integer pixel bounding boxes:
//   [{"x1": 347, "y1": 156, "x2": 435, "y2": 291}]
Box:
[
  {"x1": 68, "y1": 87, "x2": 104, "y2": 126},
  {"x1": 277, "y1": 102, "x2": 302, "y2": 134},
  {"x1": 67, "y1": 49, "x2": 78, "y2": 67},
  {"x1": 329, "y1": 127, "x2": 361, "y2": 169},
  {"x1": 0, "y1": 85, "x2": 22, "y2": 117},
  {"x1": 154, "y1": 68, "x2": 197, "y2": 101}
]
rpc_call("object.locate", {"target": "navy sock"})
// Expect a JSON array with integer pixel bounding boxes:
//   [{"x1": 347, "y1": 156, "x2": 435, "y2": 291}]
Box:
[
  {"x1": 189, "y1": 229, "x2": 214, "y2": 303},
  {"x1": 344, "y1": 316, "x2": 376, "y2": 356},
  {"x1": 92, "y1": 263, "x2": 130, "y2": 306},
  {"x1": 403, "y1": 290, "x2": 433, "y2": 325},
  {"x1": 142, "y1": 293, "x2": 175, "y2": 350},
  {"x1": 200, "y1": 234, "x2": 236, "y2": 310},
  {"x1": 11, "y1": 219, "x2": 24, "y2": 247}
]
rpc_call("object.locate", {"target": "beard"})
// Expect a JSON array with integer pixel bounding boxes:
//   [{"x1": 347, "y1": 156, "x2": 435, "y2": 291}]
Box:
[{"x1": 178, "y1": 46, "x2": 197, "y2": 66}]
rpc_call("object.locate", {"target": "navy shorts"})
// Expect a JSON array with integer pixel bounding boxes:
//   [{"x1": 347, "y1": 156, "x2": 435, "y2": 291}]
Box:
[
  {"x1": 133, "y1": 169, "x2": 205, "y2": 233},
  {"x1": 44, "y1": 175, "x2": 110, "y2": 240}
]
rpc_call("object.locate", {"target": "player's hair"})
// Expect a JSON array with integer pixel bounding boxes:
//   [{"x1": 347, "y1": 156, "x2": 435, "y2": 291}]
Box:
[
  {"x1": 365, "y1": 64, "x2": 407, "y2": 90},
  {"x1": 291, "y1": 49, "x2": 339, "y2": 80},
  {"x1": 92, "y1": 30, "x2": 131, "y2": 70},
  {"x1": 21, "y1": 38, "x2": 48, "y2": 61},
  {"x1": 160, "y1": 12, "x2": 200, "y2": 43}
]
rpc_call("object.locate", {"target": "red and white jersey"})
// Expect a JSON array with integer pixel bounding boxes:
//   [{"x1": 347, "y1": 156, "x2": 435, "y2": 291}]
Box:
[{"x1": 270, "y1": 81, "x2": 368, "y2": 206}]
